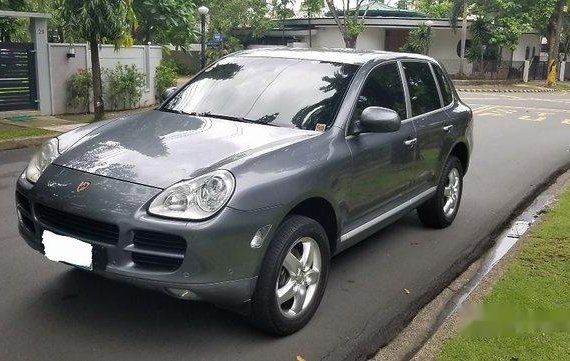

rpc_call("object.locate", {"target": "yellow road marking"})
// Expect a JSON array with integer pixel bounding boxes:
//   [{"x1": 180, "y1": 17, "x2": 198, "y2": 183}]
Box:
[
  {"x1": 563, "y1": 119, "x2": 570, "y2": 125},
  {"x1": 467, "y1": 103, "x2": 570, "y2": 113}
]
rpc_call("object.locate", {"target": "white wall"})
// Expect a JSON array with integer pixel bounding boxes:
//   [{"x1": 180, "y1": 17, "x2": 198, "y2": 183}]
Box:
[
  {"x1": 48, "y1": 43, "x2": 162, "y2": 115},
  {"x1": 428, "y1": 28, "x2": 473, "y2": 74},
  {"x1": 312, "y1": 26, "x2": 385, "y2": 50},
  {"x1": 512, "y1": 34, "x2": 541, "y2": 61}
]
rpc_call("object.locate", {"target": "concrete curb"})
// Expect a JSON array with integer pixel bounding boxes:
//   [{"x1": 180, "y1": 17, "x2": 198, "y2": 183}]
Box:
[
  {"x1": 457, "y1": 88, "x2": 559, "y2": 93},
  {"x1": 0, "y1": 135, "x2": 57, "y2": 152}
]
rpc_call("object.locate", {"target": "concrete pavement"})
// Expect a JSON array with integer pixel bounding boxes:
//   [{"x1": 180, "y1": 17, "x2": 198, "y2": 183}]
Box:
[{"x1": 0, "y1": 92, "x2": 569, "y2": 361}]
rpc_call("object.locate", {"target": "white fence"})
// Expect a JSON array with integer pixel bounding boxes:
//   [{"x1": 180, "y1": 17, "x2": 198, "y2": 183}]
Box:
[{"x1": 47, "y1": 43, "x2": 162, "y2": 115}]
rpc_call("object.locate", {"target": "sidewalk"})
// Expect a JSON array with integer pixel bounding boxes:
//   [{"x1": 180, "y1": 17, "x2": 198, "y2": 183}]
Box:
[{"x1": 453, "y1": 80, "x2": 570, "y2": 93}]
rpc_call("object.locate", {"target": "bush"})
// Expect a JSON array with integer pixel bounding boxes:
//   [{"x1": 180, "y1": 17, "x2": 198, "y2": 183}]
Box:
[
  {"x1": 155, "y1": 60, "x2": 178, "y2": 101},
  {"x1": 105, "y1": 64, "x2": 146, "y2": 110},
  {"x1": 66, "y1": 69, "x2": 92, "y2": 114}
]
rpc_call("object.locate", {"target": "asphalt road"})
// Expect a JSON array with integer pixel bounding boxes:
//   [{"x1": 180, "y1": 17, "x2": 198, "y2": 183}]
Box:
[{"x1": 1, "y1": 92, "x2": 569, "y2": 361}]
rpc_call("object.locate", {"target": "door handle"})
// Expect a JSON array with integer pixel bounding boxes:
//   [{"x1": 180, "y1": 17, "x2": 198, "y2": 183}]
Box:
[
  {"x1": 443, "y1": 125, "x2": 454, "y2": 132},
  {"x1": 404, "y1": 138, "x2": 417, "y2": 148}
]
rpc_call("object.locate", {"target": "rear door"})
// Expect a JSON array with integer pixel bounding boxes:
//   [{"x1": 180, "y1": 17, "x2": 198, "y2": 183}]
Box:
[{"x1": 401, "y1": 61, "x2": 448, "y2": 190}]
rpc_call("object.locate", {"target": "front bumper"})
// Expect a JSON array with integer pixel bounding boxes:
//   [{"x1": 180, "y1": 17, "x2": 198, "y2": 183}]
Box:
[{"x1": 16, "y1": 165, "x2": 284, "y2": 306}]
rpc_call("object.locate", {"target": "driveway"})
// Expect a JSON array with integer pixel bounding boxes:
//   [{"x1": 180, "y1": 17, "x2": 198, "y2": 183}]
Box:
[{"x1": 0, "y1": 92, "x2": 569, "y2": 361}]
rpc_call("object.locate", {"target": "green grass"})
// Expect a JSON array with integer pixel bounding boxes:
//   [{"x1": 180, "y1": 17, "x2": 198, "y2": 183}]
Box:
[
  {"x1": 0, "y1": 124, "x2": 55, "y2": 141},
  {"x1": 437, "y1": 189, "x2": 570, "y2": 361}
]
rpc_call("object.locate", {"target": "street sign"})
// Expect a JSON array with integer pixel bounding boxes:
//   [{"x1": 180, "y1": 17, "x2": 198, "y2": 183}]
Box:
[{"x1": 212, "y1": 34, "x2": 224, "y2": 43}]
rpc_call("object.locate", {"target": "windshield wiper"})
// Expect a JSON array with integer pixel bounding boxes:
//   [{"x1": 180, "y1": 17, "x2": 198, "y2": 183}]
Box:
[{"x1": 192, "y1": 112, "x2": 276, "y2": 126}]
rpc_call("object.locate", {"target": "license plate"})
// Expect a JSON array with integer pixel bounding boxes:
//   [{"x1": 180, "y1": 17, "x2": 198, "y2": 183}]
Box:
[{"x1": 42, "y1": 230, "x2": 93, "y2": 270}]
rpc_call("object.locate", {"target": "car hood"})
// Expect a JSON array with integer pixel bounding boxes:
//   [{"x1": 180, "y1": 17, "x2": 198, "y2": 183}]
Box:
[{"x1": 54, "y1": 110, "x2": 319, "y2": 188}]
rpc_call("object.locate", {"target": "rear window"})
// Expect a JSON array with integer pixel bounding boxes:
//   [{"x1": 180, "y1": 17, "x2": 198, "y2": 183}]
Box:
[
  {"x1": 402, "y1": 62, "x2": 442, "y2": 117},
  {"x1": 433, "y1": 64, "x2": 453, "y2": 106}
]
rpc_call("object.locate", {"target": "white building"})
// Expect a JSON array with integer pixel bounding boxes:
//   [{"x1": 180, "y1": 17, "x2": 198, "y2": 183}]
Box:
[{"x1": 251, "y1": 3, "x2": 541, "y2": 76}]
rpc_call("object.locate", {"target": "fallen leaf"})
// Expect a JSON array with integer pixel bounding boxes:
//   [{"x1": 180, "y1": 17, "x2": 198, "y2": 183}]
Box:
[
  {"x1": 297, "y1": 356, "x2": 307, "y2": 361},
  {"x1": 404, "y1": 288, "x2": 411, "y2": 294}
]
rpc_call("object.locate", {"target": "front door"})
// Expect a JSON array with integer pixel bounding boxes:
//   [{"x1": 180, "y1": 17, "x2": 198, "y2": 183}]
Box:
[{"x1": 345, "y1": 62, "x2": 417, "y2": 227}]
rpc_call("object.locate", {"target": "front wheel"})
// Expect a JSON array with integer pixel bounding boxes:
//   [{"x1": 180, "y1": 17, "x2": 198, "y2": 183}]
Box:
[
  {"x1": 249, "y1": 215, "x2": 330, "y2": 335},
  {"x1": 417, "y1": 156, "x2": 464, "y2": 228}
]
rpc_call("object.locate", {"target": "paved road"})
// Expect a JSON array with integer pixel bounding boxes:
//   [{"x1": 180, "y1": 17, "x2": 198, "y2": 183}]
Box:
[{"x1": 1, "y1": 92, "x2": 569, "y2": 361}]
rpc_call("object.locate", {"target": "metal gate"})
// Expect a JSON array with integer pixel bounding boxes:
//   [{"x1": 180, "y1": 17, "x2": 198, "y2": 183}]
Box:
[{"x1": 0, "y1": 42, "x2": 37, "y2": 111}]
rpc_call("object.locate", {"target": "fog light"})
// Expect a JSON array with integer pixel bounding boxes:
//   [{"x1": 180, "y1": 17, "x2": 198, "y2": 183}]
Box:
[
  {"x1": 166, "y1": 288, "x2": 198, "y2": 300},
  {"x1": 250, "y1": 224, "x2": 272, "y2": 249}
]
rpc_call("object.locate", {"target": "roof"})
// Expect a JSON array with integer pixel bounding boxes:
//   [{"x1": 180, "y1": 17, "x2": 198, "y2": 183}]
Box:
[
  {"x1": 0, "y1": 10, "x2": 51, "y2": 19},
  {"x1": 325, "y1": 2, "x2": 427, "y2": 18},
  {"x1": 237, "y1": 47, "x2": 434, "y2": 65}
]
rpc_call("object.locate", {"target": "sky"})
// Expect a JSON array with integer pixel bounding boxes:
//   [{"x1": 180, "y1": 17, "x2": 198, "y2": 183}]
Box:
[{"x1": 290, "y1": 0, "x2": 400, "y2": 13}]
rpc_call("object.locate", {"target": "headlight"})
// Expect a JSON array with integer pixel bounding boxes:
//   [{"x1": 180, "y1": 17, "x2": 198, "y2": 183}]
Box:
[
  {"x1": 26, "y1": 138, "x2": 60, "y2": 183},
  {"x1": 148, "y1": 170, "x2": 235, "y2": 220}
]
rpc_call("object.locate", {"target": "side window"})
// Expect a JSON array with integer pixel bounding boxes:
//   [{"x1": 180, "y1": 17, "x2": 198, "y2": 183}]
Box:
[
  {"x1": 353, "y1": 62, "x2": 407, "y2": 121},
  {"x1": 402, "y1": 62, "x2": 442, "y2": 117},
  {"x1": 433, "y1": 64, "x2": 453, "y2": 106}
]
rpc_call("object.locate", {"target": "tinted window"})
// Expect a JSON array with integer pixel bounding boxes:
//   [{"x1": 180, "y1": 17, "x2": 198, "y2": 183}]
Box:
[
  {"x1": 162, "y1": 56, "x2": 359, "y2": 131},
  {"x1": 353, "y1": 62, "x2": 407, "y2": 121},
  {"x1": 433, "y1": 65, "x2": 453, "y2": 106},
  {"x1": 402, "y1": 62, "x2": 442, "y2": 116}
]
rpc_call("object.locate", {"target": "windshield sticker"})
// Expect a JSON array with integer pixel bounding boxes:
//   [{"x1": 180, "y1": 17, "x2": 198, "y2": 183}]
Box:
[{"x1": 315, "y1": 124, "x2": 326, "y2": 132}]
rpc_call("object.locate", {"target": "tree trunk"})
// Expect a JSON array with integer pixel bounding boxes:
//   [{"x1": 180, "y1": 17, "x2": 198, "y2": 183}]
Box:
[
  {"x1": 89, "y1": 35, "x2": 105, "y2": 121},
  {"x1": 308, "y1": 14, "x2": 312, "y2": 48},
  {"x1": 546, "y1": 0, "x2": 565, "y2": 85},
  {"x1": 458, "y1": 4, "x2": 468, "y2": 76},
  {"x1": 344, "y1": 34, "x2": 357, "y2": 49}
]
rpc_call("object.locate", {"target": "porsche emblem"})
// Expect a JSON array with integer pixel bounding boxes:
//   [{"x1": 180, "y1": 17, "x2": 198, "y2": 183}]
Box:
[{"x1": 76, "y1": 181, "x2": 91, "y2": 192}]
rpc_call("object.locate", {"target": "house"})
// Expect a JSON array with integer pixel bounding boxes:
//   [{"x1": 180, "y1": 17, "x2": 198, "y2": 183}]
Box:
[{"x1": 248, "y1": 3, "x2": 542, "y2": 77}]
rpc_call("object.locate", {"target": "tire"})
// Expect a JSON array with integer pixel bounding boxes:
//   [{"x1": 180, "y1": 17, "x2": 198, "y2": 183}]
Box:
[
  {"x1": 417, "y1": 156, "x2": 464, "y2": 228},
  {"x1": 249, "y1": 215, "x2": 330, "y2": 335}
]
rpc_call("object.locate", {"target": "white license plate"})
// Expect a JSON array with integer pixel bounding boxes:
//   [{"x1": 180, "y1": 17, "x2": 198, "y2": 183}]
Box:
[{"x1": 42, "y1": 230, "x2": 93, "y2": 270}]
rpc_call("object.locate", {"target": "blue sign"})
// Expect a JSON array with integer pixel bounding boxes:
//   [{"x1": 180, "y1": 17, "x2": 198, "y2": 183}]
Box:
[{"x1": 212, "y1": 34, "x2": 224, "y2": 42}]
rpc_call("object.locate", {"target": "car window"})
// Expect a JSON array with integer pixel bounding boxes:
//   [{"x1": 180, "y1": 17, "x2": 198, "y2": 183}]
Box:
[
  {"x1": 352, "y1": 62, "x2": 407, "y2": 121},
  {"x1": 402, "y1": 62, "x2": 442, "y2": 117},
  {"x1": 433, "y1": 64, "x2": 453, "y2": 106}
]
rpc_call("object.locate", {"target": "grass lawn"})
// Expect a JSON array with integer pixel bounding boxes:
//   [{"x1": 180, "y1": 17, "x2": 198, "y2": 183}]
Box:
[
  {"x1": 58, "y1": 106, "x2": 153, "y2": 123},
  {"x1": 0, "y1": 123, "x2": 55, "y2": 141},
  {"x1": 437, "y1": 188, "x2": 570, "y2": 360}
]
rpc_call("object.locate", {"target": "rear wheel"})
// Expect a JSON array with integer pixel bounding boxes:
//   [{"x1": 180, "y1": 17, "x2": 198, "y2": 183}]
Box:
[
  {"x1": 250, "y1": 215, "x2": 330, "y2": 335},
  {"x1": 417, "y1": 156, "x2": 463, "y2": 228}
]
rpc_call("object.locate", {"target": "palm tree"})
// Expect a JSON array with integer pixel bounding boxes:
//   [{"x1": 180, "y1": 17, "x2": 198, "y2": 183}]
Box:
[{"x1": 60, "y1": 0, "x2": 135, "y2": 121}]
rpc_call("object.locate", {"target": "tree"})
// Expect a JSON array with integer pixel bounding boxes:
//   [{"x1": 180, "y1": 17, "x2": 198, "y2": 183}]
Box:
[
  {"x1": 324, "y1": 0, "x2": 378, "y2": 48},
  {"x1": 60, "y1": 0, "x2": 135, "y2": 121},
  {"x1": 546, "y1": 0, "x2": 567, "y2": 85},
  {"x1": 0, "y1": 0, "x2": 31, "y2": 42},
  {"x1": 132, "y1": 0, "x2": 198, "y2": 50},
  {"x1": 414, "y1": 0, "x2": 451, "y2": 18},
  {"x1": 450, "y1": 0, "x2": 476, "y2": 76},
  {"x1": 301, "y1": 0, "x2": 325, "y2": 47},
  {"x1": 401, "y1": 24, "x2": 432, "y2": 54}
]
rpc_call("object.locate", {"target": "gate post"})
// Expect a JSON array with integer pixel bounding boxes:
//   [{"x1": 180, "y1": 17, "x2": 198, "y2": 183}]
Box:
[
  {"x1": 522, "y1": 60, "x2": 530, "y2": 83},
  {"x1": 560, "y1": 62, "x2": 566, "y2": 82},
  {"x1": 30, "y1": 17, "x2": 52, "y2": 115}
]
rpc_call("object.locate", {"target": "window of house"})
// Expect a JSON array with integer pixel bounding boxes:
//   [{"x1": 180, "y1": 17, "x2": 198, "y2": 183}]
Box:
[
  {"x1": 352, "y1": 62, "x2": 407, "y2": 121},
  {"x1": 402, "y1": 62, "x2": 442, "y2": 116},
  {"x1": 433, "y1": 64, "x2": 453, "y2": 106}
]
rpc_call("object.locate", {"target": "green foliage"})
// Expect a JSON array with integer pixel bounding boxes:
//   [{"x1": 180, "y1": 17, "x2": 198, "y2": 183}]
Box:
[
  {"x1": 132, "y1": 0, "x2": 198, "y2": 49},
  {"x1": 301, "y1": 0, "x2": 325, "y2": 16},
  {"x1": 105, "y1": 64, "x2": 146, "y2": 110},
  {"x1": 66, "y1": 69, "x2": 92, "y2": 113},
  {"x1": 206, "y1": 36, "x2": 243, "y2": 63},
  {"x1": 59, "y1": 0, "x2": 134, "y2": 46},
  {"x1": 155, "y1": 60, "x2": 177, "y2": 101},
  {"x1": 401, "y1": 24, "x2": 432, "y2": 54},
  {"x1": 414, "y1": 0, "x2": 451, "y2": 18},
  {"x1": 0, "y1": 0, "x2": 32, "y2": 42},
  {"x1": 205, "y1": 0, "x2": 272, "y2": 39}
]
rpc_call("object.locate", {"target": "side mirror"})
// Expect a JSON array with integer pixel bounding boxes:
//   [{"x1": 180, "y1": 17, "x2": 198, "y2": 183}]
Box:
[
  {"x1": 161, "y1": 87, "x2": 177, "y2": 102},
  {"x1": 359, "y1": 107, "x2": 401, "y2": 133}
]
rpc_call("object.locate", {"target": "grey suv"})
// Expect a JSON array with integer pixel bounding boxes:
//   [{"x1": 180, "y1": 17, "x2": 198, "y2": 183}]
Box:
[{"x1": 16, "y1": 48, "x2": 472, "y2": 335}]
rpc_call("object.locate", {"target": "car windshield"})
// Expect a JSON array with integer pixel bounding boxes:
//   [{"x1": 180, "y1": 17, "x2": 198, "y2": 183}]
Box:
[{"x1": 161, "y1": 56, "x2": 359, "y2": 131}]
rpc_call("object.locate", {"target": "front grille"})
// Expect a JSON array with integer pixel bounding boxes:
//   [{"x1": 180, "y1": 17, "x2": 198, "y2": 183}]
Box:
[
  {"x1": 131, "y1": 230, "x2": 186, "y2": 271},
  {"x1": 16, "y1": 192, "x2": 31, "y2": 214},
  {"x1": 35, "y1": 204, "x2": 119, "y2": 245},
  {"x1": 133, "y1": 230, "x2": 186, "y2": 253},
  {"x1": 131, "y1": 252, "x2": 183, "y2": 271}
]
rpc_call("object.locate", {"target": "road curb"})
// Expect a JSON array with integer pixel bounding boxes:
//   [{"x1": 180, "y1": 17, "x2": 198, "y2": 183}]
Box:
[
  {"x1": 0, "y1": 135, "x2": 56, "y2": 152},
  {"x1": 457, "y1": 88, "x2": 559, "y2": 93}
]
